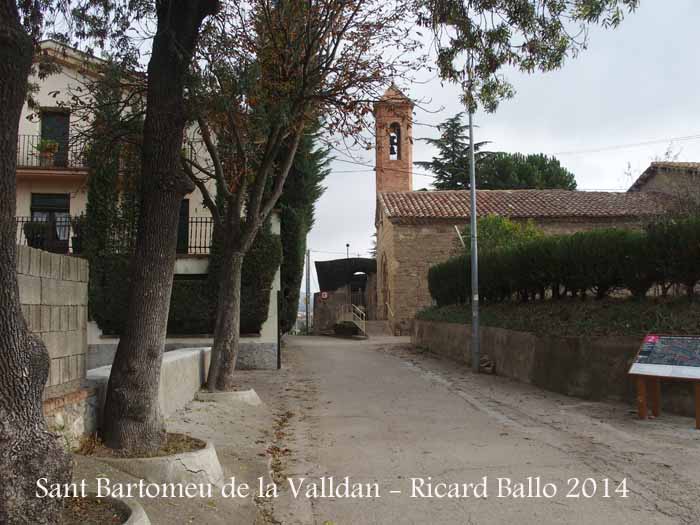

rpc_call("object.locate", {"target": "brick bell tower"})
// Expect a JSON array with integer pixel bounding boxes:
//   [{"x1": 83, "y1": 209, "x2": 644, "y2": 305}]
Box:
[{"x1": 374, "y1": 85, "x2": 414, "y2": 194}]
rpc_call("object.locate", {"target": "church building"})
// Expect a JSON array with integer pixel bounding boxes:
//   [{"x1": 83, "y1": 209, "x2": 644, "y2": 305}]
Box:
[{"x1": 373, "y1": 86, "x2": 683, "y2": 335}]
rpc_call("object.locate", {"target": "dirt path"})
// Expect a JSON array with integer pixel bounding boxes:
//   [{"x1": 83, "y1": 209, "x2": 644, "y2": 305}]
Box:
[{"x1": 247, "y1": 336, "x2": 700, "y2": 525}]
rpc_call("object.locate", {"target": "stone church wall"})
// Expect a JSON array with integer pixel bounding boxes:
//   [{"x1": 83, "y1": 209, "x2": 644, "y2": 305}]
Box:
[
  {"x1": 381, "y1": 216, "x2": 653, "y2": 335},
  {"x1": 383, "y1": 220, "x2": 466, "y2": 335}
]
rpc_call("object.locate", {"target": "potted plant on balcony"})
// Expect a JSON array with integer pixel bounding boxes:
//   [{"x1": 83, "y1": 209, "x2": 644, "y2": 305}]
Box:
[
  {"x1": 34, "y1": 139, "x2": 59, "y2": 167},
  {"x1": 70, "y1": 214, "x2": 86, "y2": 255},
  {"x1": 23, "y1": 221, "x2": 51, "y2": 249}
]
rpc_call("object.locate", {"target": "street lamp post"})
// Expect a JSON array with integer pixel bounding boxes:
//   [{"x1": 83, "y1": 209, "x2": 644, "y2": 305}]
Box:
[{"x1": 467, "y1": 62, "x2": 480, "y2": 374}]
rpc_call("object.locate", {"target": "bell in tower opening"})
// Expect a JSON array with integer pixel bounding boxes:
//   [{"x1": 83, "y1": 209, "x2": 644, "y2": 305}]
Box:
[
  {"x1": 389, "y1": 122, "x2": 401, "y2": 160},
  {"x1": 374, "y1": 84, "x2": 414, "y2": 194}
]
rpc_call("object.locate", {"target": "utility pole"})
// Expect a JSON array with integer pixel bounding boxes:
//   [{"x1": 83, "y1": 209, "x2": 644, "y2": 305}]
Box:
[
  {"x1": 305, "y1": 249, "x2": 311, "y2": 335},
  {"x1": 467, "y1": 60, "x2": 480, "y2": 374}
]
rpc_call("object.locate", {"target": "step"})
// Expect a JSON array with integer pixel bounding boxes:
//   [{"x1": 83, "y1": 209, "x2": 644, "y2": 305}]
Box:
[{"x1": 364, "y1": 320, "x2": 393, "y2": 337}]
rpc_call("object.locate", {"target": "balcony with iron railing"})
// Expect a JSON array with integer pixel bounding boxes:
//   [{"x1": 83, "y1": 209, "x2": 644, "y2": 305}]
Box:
[
  {"x1": 16, "y1": 216, "x2": 214, "y2": 256},
  {"x1": 16, "y1": 135, "x2": 88, "y2": 170}
]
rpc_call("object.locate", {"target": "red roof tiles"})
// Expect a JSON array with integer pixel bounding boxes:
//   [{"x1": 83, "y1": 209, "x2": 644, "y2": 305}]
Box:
[{"x1": 377, "y1": 189, "x2": 675, "y2": 223}]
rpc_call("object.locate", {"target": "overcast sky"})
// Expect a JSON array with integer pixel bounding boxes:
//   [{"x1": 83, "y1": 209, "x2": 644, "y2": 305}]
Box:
[{"x1": 304, "y1": 1, "x2": 700, "y2": 293}]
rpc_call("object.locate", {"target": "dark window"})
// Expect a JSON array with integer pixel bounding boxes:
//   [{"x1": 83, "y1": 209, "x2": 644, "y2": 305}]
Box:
[
  {"x1": 30, "y1": 193, "x2": 70, "y2": 253},
  {"x1": 41, "y1": 109, "x2": 70, "y2": 167},
  {"x1": 176, "y1": 199, "x2": 190, "y2": 254},
  {"x1": 388, "y1": 122, "x2": 401, "y2": 161}
]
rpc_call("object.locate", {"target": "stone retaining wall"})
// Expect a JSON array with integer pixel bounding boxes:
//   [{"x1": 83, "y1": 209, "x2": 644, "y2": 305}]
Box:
[{"x1": 413, "y1": 320, "x2": 697, "y2": 417}]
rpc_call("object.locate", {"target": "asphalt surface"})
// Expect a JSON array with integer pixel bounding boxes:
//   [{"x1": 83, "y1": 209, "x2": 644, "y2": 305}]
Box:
[{"x1": 257, "y1": 335, "x2": 700, "y2": 525}]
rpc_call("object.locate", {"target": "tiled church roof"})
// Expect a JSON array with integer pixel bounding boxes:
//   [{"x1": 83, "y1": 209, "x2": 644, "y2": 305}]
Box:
[{"x1": 377, "y1": 189, "x2": 675, "y2": 224}]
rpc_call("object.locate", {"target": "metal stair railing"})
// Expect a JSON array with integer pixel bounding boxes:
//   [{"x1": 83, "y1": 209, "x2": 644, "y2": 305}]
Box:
[{"x1": 337, "y1": 303, "x2": 367, "y2": 336}]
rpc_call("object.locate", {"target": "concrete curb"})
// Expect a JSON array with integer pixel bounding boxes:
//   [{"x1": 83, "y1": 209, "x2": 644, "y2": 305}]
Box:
[
  {"x1": 98, "y1": 440, "x2": 225, "y2": 488},
  {"x1": 120, "y1": 496, "x2": 151, "y2": 525},
  {"x1": 195, "y1": 388, "x2": 263, "y2": 407},
  {"x1": 81, "y1": 494, "x2": 150, "y2": 525}
]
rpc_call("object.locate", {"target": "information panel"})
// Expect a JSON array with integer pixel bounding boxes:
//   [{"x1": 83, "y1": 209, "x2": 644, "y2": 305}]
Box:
[{"x1": 629, "y1": 334, "x2": 700, "y2": 380}]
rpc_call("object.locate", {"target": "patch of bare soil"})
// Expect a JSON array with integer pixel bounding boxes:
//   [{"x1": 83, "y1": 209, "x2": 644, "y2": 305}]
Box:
[
  {"x1": 61, "y1": 495, "x2": 129, "y2": 525},
  {"x1": 76, "y1": 432, "x2": 205, "y2": 458}
]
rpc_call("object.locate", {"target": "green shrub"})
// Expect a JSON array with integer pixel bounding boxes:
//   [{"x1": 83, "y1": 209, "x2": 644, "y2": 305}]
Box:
[
  {"x1": 619, "y1": 231, "x2": 659, "y2": 298},
  {"x1": 428, "y1": 215, "x2": 700, "y2": 306},
  {"x1": 647, "y1": 217, "x2": 700, "y2": 297},
  {"x1": 576, "y1": 229, "x2": 630, "y2": 299},
  {"x1": 168, "y1": 279, "x2": 211, "y2": 335},
  {"x1": 23, "y1": 221, "x2": 51, "y2": 249},
  {"x1": 428, "y1": 254, "x2": 469, "y2": 306}
]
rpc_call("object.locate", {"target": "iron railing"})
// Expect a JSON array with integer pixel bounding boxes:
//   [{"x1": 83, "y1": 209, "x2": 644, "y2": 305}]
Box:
[
  {"x1": 16, "y1": 135, "x2": 88, "y2": 169},
  {"x1": 16, "y1": 216, "x2": 214, "y2": 256},
  {"x1": 337, "y1": 303, "x2": 367, "y2": 336}
]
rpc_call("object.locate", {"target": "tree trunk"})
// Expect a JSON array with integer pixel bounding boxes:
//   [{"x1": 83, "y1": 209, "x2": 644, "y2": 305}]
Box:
[
  {"x1": 101, "y1": 0, "x2": 218, "y2": 452},
  {"x1": 207, "y1": 236, "x2": 244, "y2": 392},
  {"x1": 0, "y1": 4, "x2": 72, "y2": 523}
]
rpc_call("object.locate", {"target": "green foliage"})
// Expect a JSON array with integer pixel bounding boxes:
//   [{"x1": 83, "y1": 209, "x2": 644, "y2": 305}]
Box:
[
  {"x1": 240, "y1": 225, "x2": 283, "y2": 333},
  {"x1": 34, "y1": 139, "x2": 58, "y2": 154},
  {"x1": 414, "y1": 112, "x2": 489, "y2": 190},
  {"x1": 429, "y1": 218, "x2": 700, "y2": 306},
  {"x1": 278, "y1": 129, "x2": 329, "y2": 333},
  {"x1": 618, "y1": 231, "x2": 659, "y2": 299},
  {"x1": 416, "y1": 298, "x2": 700, "y2": 338},
  {"x1": 206, "y1": 221, "x2": 283, "y2": 335},
  {"x1": 416, "y1": 0, "x2": 638, "y2": 112},
  {"x1": 89, "y1": 256, "x2": 131, "y2": 334},
  {"x1": 83, "y1": 62, "x2": 282, "y2": 336},
  {"x1": 647, "y1": 217, "x2": 700, "y2": 295},
  {"x1": 464, "y1": 215, "x2": 543, "y2": 254},
  {"x1": 476, "y1": 153, "x2": 577, "y2": 190},
  {"x1": 84, "y1": 63, "x2": 142, "y2": 332},
  {"x1": 167, "y1": 279, "x2": 211, "y2": 335},
  {"x1": 23, "y1": 221, "x2": 51, "y2": 248},
  {"x1": 415, "y1": 114, "x2": 576, "y2": 191},
  {"x1": 428, "y1": 254, "x2": 469, "y2": 307},
  {"x1": 95, "y1": 227, "x2": 282, "y2": 336}
]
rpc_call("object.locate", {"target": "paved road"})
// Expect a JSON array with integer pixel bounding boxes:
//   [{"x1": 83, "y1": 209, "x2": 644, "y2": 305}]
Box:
[{"x1": 252, "y1": 336, "x2": 700, "y2": 525}]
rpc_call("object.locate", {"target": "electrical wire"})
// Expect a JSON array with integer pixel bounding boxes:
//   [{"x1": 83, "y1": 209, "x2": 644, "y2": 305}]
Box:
[{"x1": 554, "y1": 133, "x2": 700, "y2": 156}]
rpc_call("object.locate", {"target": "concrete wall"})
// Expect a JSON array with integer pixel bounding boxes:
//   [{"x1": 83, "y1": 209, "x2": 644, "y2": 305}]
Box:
[
  {"x1": 17, "y1": 245, "x2": 96, "y2": 447},
  {"x1": 17, "y1": 246, "x2": 89, "y2": 397},
  {"x1": 87, "y1": 334, "x2": 278, "y2": 372},
  {"x1": 88, "y1": 347, "x2": 213, "y2": 422},
  {"x1": 413, "y1": 320, "x2": 698, "y2": 417}
]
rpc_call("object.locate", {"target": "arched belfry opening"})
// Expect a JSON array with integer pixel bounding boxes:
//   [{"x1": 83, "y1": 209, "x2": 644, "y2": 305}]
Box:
[
  {"x1": 389, "y1": 122, "x2": 401, "y2": 161},
  {"x1": 374, "y1": 85, "x2": 414, "y2": 194}
]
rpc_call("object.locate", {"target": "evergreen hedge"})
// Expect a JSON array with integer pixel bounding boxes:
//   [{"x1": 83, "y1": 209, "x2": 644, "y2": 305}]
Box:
[
  {"x1": 429, "y1": 217, "x2": 700, "y2": 306},
  {"x1": 95, "y1": 225, "x2": 282, "y2": 336}
]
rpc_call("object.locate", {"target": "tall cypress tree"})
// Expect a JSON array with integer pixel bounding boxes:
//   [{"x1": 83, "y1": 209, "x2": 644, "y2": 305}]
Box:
[{"x1": 278, "y1": 129, "x2": 329, "y2": 333}]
